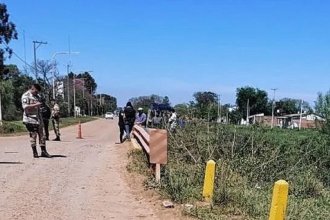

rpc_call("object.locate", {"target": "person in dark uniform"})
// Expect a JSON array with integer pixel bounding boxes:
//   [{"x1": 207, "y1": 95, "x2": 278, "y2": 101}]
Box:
[
  {"x1": 40, "y1": 96, "x2": 51, "y2": 141},
  {"x1": 123, "y1": 102, "x2": 136, "y2": 141},
  {"x1": 118, "y1": 109, "x2": 125, "y2": 143},
  {"x1": 21, "y1": 84, "x2": 51, "y2": 158}
]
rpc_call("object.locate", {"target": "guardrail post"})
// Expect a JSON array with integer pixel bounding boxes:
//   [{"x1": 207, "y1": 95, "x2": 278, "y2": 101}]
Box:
[
  {"x1": 269, "y1": 180, "x2": 289, "y2": 220},
  {"x1": 202, "y1": 160, "x2": 216, "y2": 202},
  {"x1": 155, "y1": 164, "x2": 161, "y2": 183}
]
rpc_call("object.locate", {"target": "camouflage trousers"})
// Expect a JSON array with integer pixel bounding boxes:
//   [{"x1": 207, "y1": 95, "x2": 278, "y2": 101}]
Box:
[
  {"x1": 52, "y1": 118, "x2": 60, "y2": 137},
  {"x1": 25, "y1": 123, "x2": 46, "y2": 148}
]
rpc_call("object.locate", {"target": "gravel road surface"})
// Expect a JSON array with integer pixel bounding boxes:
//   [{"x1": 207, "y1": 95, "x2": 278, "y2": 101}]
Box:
[{"x1": 0, "y1": 119, "x2": 162, "y2": 220}]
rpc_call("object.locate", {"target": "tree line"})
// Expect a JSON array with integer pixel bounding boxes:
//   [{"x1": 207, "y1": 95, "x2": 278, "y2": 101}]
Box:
[
  {"x1": 129, "y1": 86, "x2": 330, "y2": 128},
  {"x1": 0, "y1": 3, "x2": 117, "y2": 121},
  {"x1": 0, "y1": 65, "x2": 117, "y2": 120}
]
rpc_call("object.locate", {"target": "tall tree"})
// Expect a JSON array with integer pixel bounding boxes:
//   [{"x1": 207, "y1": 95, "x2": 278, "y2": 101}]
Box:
[
  {"x1": 315, "y1": 90, "x2": 330, "y2": 133},
  {"x1": 174, "y1": 103, "x2": 189, "y2": 116},
  {"x1": 315, "y1": 91, "x2": 330, "y2": 119},
  {"x1": 98, "y1": 94, "x2": 117, "y2": 113},
  {"x1": 276, "y1": 98, "x2": 312, "y2": 115},
  {"x1": 0, "y1": 3, "x2": 18, "y2": 78},
  {"x1": 29, "y1": 59, "x2": 57, "y2": 99},
  {"x1": 193, "y1": 91, "x2": 218, "y2": 119},
  {"x1": 236, "y1": 86, "x2": 269, "y2": 119},
  {"x1": 76, "y1": 72, "x2": 97, "y2": 94}
]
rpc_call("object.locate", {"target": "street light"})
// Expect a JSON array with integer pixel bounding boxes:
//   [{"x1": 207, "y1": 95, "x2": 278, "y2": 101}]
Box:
[{"x1": 51, "y1": 51, "x2": 79, "y2": 99}]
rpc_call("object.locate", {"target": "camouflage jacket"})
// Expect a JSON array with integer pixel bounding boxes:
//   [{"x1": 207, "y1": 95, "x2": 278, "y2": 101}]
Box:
[{"x1": 22, "y1": 90, "x2": 42, "y2": 125}]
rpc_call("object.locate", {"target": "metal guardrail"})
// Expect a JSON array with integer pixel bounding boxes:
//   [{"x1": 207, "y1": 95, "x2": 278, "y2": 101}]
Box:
[{"x1": 132, "y1": 125, "x2": 168, "y2": 182}]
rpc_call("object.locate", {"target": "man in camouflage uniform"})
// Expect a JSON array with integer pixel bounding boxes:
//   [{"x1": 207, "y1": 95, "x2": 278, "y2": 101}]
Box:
[
  {"x1": 22, "y1": 84, "x2": 51, "y2": 158},
  {"x1": 51, "y1": 99, "x2": 61, "y2": 141}
]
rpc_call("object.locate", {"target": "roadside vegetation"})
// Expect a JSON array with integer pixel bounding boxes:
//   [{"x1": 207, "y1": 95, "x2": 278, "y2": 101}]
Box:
[
  {"x1": 129, "y1": 123, "x2": 330, "y2": 219},
  {"x1": 0, "y1": 116, "x2": 98, "y2": 136},
  {"x1": 127, "y1": 88, "x2": 330, "y2": 219}
]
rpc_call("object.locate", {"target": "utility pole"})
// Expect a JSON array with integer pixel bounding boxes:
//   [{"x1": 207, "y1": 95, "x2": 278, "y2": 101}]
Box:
[
  {"x1": 217, "y1": 94, "x2": 220, "y2": 120},
  {"x1": 99, "y1": 94, "x2": 102, "y2": 115},
  {"x1": 67, "y1": 65, "x2": 70, "y2": 116},
  {"x1": 0, "y1": 91, "x2": 2, "y2": 126},
  {"x1": 23, "y1": 30, "x2": 27, "y2": 74},
  {"x1": 271, "y1": 88, "x2": 278, "y2": 128},
  {"x1": 246, "y1": 99, "x2": 250, "y2": 125},
  {"x1": 90, "y1": 86, "x2": 93, "y2": 116},
  {"x1": 219, "y1": 96, "x2": 222, "y2": 123},
  {"x1": 217, "y1": 94, "x2": 221, "y2": 123},
  {"x1": 33, "y1": 40, "x2": 47, "y2": 80},
  {"x1": 73, "y1": 74, "x2": 76, "y2": 118},
  {"x1": 299, "y1": 99, "x2": 303, "y2": 130}
]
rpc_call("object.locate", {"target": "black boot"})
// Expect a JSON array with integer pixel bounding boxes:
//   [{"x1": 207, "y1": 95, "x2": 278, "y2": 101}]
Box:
[
  {"x1": 32, "y1": 146, "x2": 39, "y2": 158},
  {"x1": 40, "y1": 146, "x2": 51, "y2": 158},
  {"x1": 52, "y1": 136, "x2": 60, "y2": 141}
]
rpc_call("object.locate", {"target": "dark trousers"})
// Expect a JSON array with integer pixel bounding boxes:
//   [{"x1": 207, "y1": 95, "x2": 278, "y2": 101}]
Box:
[
  {"x1": 119, "y1": 125, "x2": 125, "y2": 143},
  {"x1": 43, "y1": 119, "x2": 49, "y2": 139}
]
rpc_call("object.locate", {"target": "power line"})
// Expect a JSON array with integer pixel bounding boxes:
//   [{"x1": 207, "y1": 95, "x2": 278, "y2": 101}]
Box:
[
  {"x1": 3, "y1": 41, "x2": 36, "y2": 72},
  {"x1": 11, "y1": 50, "x2": 36, "y2": 71}
]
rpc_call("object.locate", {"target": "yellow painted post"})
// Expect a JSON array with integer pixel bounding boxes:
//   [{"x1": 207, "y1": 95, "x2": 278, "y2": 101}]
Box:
[
  {"x1": 202, "y1": 160, "x2": 216, "y2": 202},
  {"x1": 269, "y1": 180, "x2": 289, "y2": 220}
]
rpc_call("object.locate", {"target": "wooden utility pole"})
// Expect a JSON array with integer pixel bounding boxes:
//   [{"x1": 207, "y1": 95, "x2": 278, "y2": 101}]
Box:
[
  {"x1": 271, "y1": 88, "x2": 278, "y2": 128},
  {"x1": 33, "y1": 40, "x2": 47, "y2": 80}
]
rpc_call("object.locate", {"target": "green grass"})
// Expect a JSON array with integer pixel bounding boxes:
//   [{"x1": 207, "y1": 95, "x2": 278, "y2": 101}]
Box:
[
  {"x1": 127, "y1": 123, "x2": 330, "y2": 220},
  {"x1": 0, "y1": 116, "x2": 98, "y2": 136}
]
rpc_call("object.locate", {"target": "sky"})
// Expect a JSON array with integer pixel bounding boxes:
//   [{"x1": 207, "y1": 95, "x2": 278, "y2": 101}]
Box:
[{"x1": 2, "y1": 0, "x2": 330, "y2": 107}]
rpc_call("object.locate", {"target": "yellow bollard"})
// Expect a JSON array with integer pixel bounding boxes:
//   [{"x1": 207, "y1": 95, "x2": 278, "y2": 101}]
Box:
[
  {"x1": 269, "y1": 180, "x2": 289, "y2": 220},
  {"x1": 202, "y1": 160, "x2": 216, "y2": 202}
]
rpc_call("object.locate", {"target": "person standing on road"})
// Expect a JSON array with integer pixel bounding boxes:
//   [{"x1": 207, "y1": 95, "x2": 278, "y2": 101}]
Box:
[
  {"x1": 123, "y1": 102, "x2": 136, "y2": 141},
  {"x1": 118, "y1": 109, "x2": 125, "y2": 143},
  {"x1": 135, "y1": 107, "x2": 146, "y2": 127},
  {"x1": 22, "y1": 84, "x2": 51, "y2": 158},
  {"x1": 40, "y1": 96, "x2": 51, "y2": 141},
  {"x1": 51, "y1": 99, "x2": 61, "y2": 141}
]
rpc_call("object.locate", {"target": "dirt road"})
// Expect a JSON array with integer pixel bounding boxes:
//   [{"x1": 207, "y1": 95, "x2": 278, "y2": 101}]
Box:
[{"x1": 0, "y1": 119, "x2": 165, "y2": 220}]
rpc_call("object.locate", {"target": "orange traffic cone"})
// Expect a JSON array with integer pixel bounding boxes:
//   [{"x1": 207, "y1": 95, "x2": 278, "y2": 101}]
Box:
[{"x1": 77, "y1": 121, "x2": 83, "y2": 139}]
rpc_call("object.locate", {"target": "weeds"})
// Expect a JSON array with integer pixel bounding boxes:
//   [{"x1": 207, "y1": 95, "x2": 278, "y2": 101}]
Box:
[{"x1": 128, "y1": 122, "x2": 330, "y2": 219}]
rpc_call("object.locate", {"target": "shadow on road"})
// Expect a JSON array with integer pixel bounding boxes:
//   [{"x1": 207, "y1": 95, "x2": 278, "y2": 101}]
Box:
[
  {"x1": 50, "y1": 155, "x2": 67, "y2": 158},
  {"x1": 39, "y1": 155, "x2": 67, "y2": 158},
  {"x1": 0, "y1": 162, "x2": 23, "y2": 164}
]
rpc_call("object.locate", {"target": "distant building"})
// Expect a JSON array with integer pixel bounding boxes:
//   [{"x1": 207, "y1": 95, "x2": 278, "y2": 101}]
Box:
[{"x1": 247, "y1": 113, "x2": 325, "y2": 129}]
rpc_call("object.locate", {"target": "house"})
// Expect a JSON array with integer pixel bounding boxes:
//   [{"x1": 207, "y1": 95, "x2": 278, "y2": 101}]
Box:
[
  {"x1": 276, "y1": 113, "x2": 325, "y2": 129},
  {"x1": 247, "y1": 113, "x2": 325, "y2": 129}
]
